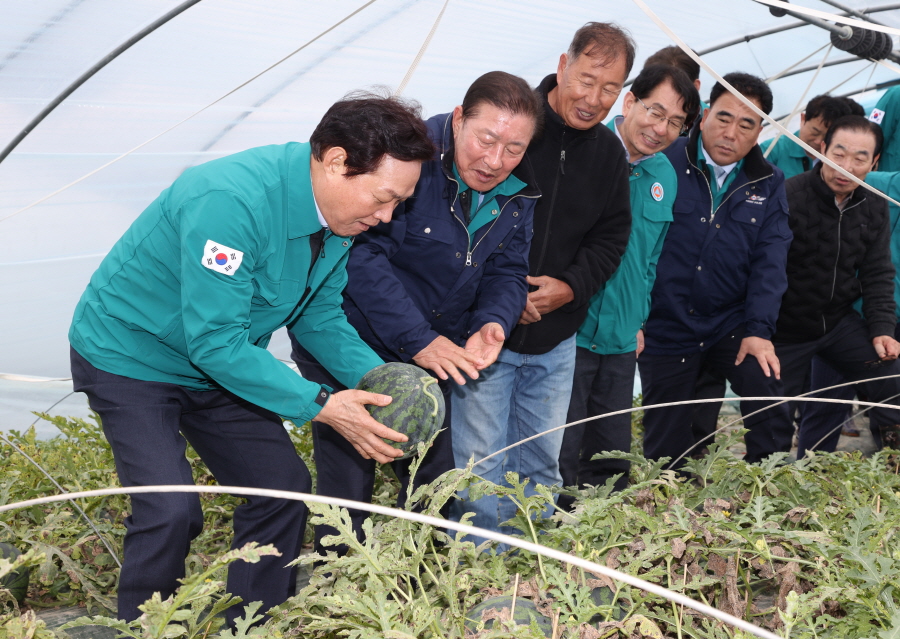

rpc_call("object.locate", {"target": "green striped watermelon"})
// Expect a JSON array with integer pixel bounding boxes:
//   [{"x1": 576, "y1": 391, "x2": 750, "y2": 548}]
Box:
[
  {"x1": 355, "y1": 362, "x2": 444, "y2": 460},
  {"x1": 464, "y1": 595, "x2": 552, "y2": 636},
  {"x1": 0, "y1": 543, "x2": 30, "y2": 605}
]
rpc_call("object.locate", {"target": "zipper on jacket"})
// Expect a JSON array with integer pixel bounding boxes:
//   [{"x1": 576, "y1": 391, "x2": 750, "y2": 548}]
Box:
[
  {"x1": 511, "y1": 133, "x2": 568, "y2": 352},
  {"x1": 684, "y1": 146, "x2": 772, "y2": 223},
  {"x1": 447, "y1": 175, "x2": 539, "y2": 268},
  {"x1": 824, "y1": 198, "x2": 864, "y2": 331}
]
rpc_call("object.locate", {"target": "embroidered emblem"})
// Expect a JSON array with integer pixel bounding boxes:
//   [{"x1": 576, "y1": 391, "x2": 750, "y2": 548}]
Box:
[
  {"x1": 650, "y1": 182, "x2": 664, "y2": 202},
  {"x1": 870, "y1": 108, "x2": 885, "y2": 124},
  {"x1": 201, "y1": 239, "x2": 244, "y2": 276}
]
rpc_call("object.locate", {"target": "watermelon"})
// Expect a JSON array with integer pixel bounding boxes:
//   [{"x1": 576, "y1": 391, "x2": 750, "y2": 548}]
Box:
[
  {"x1": 355, "y1": 362, "x2": 445, "y2": 460},
  {"x1": 0, "y1": 543, "x2": 30, "y2": 605},
  {"x1": 464, "y1": 595, "x2": 552, "y2": 636}
]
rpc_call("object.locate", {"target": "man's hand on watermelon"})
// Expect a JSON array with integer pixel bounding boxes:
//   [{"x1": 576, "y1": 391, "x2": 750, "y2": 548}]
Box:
[
  {"x1": 413, "y1": 335, "x2": 483, "y2": 385},
  {"x1": 518, "y1": 275, "x2": 574, "y2": 324},
  {"x1": 464, "y1": 322, "x2": 506, "y2": 369},
  {"x1": 315, "y1": 390, "x2": 407, "y2": 463}
]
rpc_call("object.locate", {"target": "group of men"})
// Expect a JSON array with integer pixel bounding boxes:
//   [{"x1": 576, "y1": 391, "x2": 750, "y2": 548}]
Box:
[{"x1": 67, "y1": 19, "x2": 900, "y2": 626}]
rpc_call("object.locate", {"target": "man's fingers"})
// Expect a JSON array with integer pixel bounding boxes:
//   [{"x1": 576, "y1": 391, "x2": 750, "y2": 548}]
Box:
[
  {"x1": 734, "y1": 348, "x2": 747, "y2": 366},
  {"x1": 768, "y1": 353, "x2": 781, "y2": 380},
  {"x1": 754, "y1": 353, "x2": 771, "y2": 378}
]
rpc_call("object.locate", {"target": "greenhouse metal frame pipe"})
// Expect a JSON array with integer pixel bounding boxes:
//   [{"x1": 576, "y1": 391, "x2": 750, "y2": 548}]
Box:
[
  {"x1": 624, "y1": 2, "x2": 900, "y2": 87},
  {"x1": 0, "y1": 0, "x2": 204, "y2": 167},
  {"x1": 696, "y1": 2, "x2": 900, "y2": 56}
]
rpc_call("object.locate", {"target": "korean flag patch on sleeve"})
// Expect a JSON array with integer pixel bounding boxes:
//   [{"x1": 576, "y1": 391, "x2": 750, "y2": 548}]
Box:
[
  {"x1": 869, "y1": 108, "x2": 885, "y2": 125},
  {"x1": 201, "y1": 239, "x2": 244, "y2": 276}
]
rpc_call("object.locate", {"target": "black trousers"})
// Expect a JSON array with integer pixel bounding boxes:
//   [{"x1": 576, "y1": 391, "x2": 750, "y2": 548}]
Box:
[
  {"x1": 777, "y1": 313, "x2": 900, "y2": 452},
  {"x1": 70, "y1": 348, "x2": 309, "y2": 625},
  {"x1": 289, "y1": 339, "x2": 455, "y2": 556},
  {"x1": 638, "y1": 325, "x2": 793, "y2": 467},
  {"x1": 558, "y1": 348, "x2": 635, "y2": 510}
]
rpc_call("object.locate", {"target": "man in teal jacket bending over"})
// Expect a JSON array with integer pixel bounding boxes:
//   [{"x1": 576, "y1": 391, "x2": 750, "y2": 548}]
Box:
[
  {"x1": 68, "y1": 93, "x2": 434, "y2": 625},
  {"x1": 558, "y1": 65, "x2": 698, "y2": 506}
]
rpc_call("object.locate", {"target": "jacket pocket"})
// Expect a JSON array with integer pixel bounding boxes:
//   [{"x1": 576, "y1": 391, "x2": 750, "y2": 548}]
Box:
[{"x1": 406, "y1": 216, "x2": 457, "y2": 245}]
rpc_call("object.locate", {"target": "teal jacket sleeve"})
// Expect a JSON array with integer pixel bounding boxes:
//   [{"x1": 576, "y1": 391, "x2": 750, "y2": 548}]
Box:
[
  {"x1": 176, "y1": 191, "x2": 340, "y2": 424},
  {"x1": 288, "y1": 248, "x2": 384, "y2": 389}
]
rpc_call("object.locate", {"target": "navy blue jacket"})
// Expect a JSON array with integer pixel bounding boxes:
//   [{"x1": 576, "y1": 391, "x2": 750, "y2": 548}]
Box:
[
  {"x1": 341, "y1": 113, "x2": 540, "y2": 362},
  {"x1": 644, "y1": 125, "x2": 792, "y2": 355}
]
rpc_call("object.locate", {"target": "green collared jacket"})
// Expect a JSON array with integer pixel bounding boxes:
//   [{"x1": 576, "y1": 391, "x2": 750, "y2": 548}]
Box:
[
  {"x1": 760, "y1": 131, "x2": 813, "y2": 180},
  {"x1": 575, "y1": 121, "x2": 677, "y2": 354},
  {"x1": 69, "y1": 142, "x2": 383, "y2": 424}
]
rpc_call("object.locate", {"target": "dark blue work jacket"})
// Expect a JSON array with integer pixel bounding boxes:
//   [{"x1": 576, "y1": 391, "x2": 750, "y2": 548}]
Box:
[
  {"x1": 341, "y1": 113, "x2": 540, "y2": 362},
  {"x1": 644, "y1": 126, "x2": 792, "y2": 355}
]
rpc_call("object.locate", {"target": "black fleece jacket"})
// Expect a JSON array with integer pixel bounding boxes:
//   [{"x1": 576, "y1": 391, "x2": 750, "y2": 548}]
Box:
[
  {"x1": 775, "y1": 165, "x2": 896, "y2": 343},
  {"x1": 507, "y1": 74, "x2": 632, "y2": 355}
]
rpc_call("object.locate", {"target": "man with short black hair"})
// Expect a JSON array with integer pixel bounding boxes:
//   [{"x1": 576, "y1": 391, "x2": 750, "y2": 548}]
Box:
[
  {"x1": 69, "y1": 93, "x2": 434, "y2": 624},
  {"x1": 774, "y1": 115, "x2": 900, "y2": 453},
  {"x1": 639, "y1": 72, "x2": 794, "y2": 468},
  {"x1": 558, "y1": 64, "x2": 699, "y2": 502},
  {"x1": 762, "y1": 94, "x2": 853, "y2": 179}
]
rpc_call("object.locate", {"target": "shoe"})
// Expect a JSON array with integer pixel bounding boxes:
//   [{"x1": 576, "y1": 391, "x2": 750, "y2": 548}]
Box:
[{"x1": 841, "y1": 424, "x2": 861, "y2": 437}]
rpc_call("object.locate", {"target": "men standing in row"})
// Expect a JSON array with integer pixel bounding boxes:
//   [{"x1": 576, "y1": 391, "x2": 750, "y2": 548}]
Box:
[
  {"x1": 558, "y1": 64, "x2": 699, "y2": 505},
  {"x1": 451, "y1": 22, "x2": 633, "y2": 538},
  {"x1": 761, "y1": 94, "x2": 853, "y2": 180},
  {"x1": 639, "y1": 72, "x2": 794, "y2": 468},
  {"x1": 774, "y1": 116, "x2": 900, "y2": 452}
]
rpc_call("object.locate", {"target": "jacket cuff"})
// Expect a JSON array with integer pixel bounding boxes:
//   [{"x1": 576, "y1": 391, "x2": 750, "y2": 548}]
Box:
[
  {"x1": 868, "y1": 320, "x2": 897, "y2": 341},
  {"x1": 743, "y1": 320, "x2": 774, "y2": 341},
  {"x1": 395, "y1": 329, "x2": 442, "y2": 363}
]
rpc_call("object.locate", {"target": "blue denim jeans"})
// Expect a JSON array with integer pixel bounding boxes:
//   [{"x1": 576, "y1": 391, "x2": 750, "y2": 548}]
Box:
[{"x1": 449, "y1": 335, "x2": 576, "y2": 544}]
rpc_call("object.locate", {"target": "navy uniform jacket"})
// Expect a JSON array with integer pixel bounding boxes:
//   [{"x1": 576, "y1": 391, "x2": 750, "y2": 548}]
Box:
[
  {"x1": 341, "y1": 113, "x2": 539, "y2": 362},
  {"x1": 644, "y1": 126, "x2": 793, "y2": 355}
]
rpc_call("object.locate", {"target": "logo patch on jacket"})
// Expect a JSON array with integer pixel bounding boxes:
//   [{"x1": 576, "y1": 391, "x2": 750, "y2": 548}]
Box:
[
  {"x1": 746, "y1": 194, "x2": 767, "y2": 205},
  {"x1": 869, "y1": 108, "x2": 885, "y2": 124},
  {"x1": 201, "y1": 240, "x2": 244, "y2": 276},
  {"x1": 650, "y1": 182, "x2": 664, "y2": 201}
]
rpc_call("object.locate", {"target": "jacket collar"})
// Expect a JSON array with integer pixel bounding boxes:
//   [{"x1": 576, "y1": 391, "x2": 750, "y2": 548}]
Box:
[
  {"x1": 685, "y1": 123, "x2": 773, "y2": 183},
  {"x1": 438, "y1": 112, "x2": 541, "y2": 198},
  {"x1": 287, "y1": 142, "x2": 327, "y2": 239},
  {"x1": 536, "y1": 74, "x2": 599, "y2": 141},
  {"x1": 809, "y1": 162, "x2": 869, "y2": 209}
]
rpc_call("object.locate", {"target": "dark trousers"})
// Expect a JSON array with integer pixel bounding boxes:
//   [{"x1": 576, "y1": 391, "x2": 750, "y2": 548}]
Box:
[
  {"x1": 691, "y1": 363, "x2": 727, "y2": 446},
  {"x1": 796, "y1": 356, "x2": 855, "y2": 456},
  {"x1": 70, "y1": 348, "x2": 309, "y2": 625},
  {"x1": 639, "y1": 325, "x2": 793, "y2": 467},
  {"x1": 289, "y1": 342, "x2": 455, "y2": 555},
  {"x1": 558, "y1": 348, "x2": 635, "y2": 509},
  {"x1": 778, "y1": 313, "x2": 900, "y2": 455}
]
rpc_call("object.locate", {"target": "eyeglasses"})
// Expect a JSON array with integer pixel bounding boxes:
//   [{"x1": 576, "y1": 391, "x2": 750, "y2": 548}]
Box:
[{"x1": 636, "y1": 97, "x2": 687, "y2": 134}]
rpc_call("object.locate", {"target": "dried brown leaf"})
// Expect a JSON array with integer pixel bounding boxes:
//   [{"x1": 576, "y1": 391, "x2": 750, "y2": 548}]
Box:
[{"x1": 671, "y1": 538, "x2": 686, "y2": 559}]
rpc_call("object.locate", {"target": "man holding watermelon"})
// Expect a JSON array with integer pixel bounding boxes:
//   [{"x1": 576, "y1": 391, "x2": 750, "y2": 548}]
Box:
[
  {"x1": 290, "y1": 71, "x2": 543, "y2": 553},
  {"x1": 68, "y1": 94, "x2": 434, "y2": 624}
]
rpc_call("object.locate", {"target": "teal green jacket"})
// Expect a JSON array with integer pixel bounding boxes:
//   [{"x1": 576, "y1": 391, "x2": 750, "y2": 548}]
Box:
[
  {"x1": 872, "y1": 87, "x2": 900, "y2": 172},
  {"x1": 69, "y1": 142, "x2": 383, "y2": 424},
  {"x1": 575, "y1": 120, "x2": 677, "y2": 354},
  {"x1": 865, "y1": 171, "x2": 900, "y2": 319},
  {"x1": 760, "y1": 131, "x2": 813, "y2": 180}
]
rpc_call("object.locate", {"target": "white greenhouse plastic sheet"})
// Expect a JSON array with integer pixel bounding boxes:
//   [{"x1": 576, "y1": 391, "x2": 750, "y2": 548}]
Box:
[{"x1": 3, "y1": 0, "x2": 900, "y2": 380}]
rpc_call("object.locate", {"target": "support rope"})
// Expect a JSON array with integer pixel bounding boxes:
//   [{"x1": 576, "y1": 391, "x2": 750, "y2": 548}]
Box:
[
  {"x1": 0, "y1": 484, "x2": 782, "y2": 639},
  {"x1": 764, "y1": 43, "x2": 832, "y2": 158},
  {"x1": 394, "y1": 0, "x2": 451, "y2": 96}
]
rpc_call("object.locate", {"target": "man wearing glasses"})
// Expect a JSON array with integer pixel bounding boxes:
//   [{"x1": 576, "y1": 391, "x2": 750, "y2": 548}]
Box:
[
  {"x1": 638, "y1": 72, "x2": 794, "y2": 469},
  {"x1": 557, "y1": 64, "x2": 699, "y2": 506}
]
